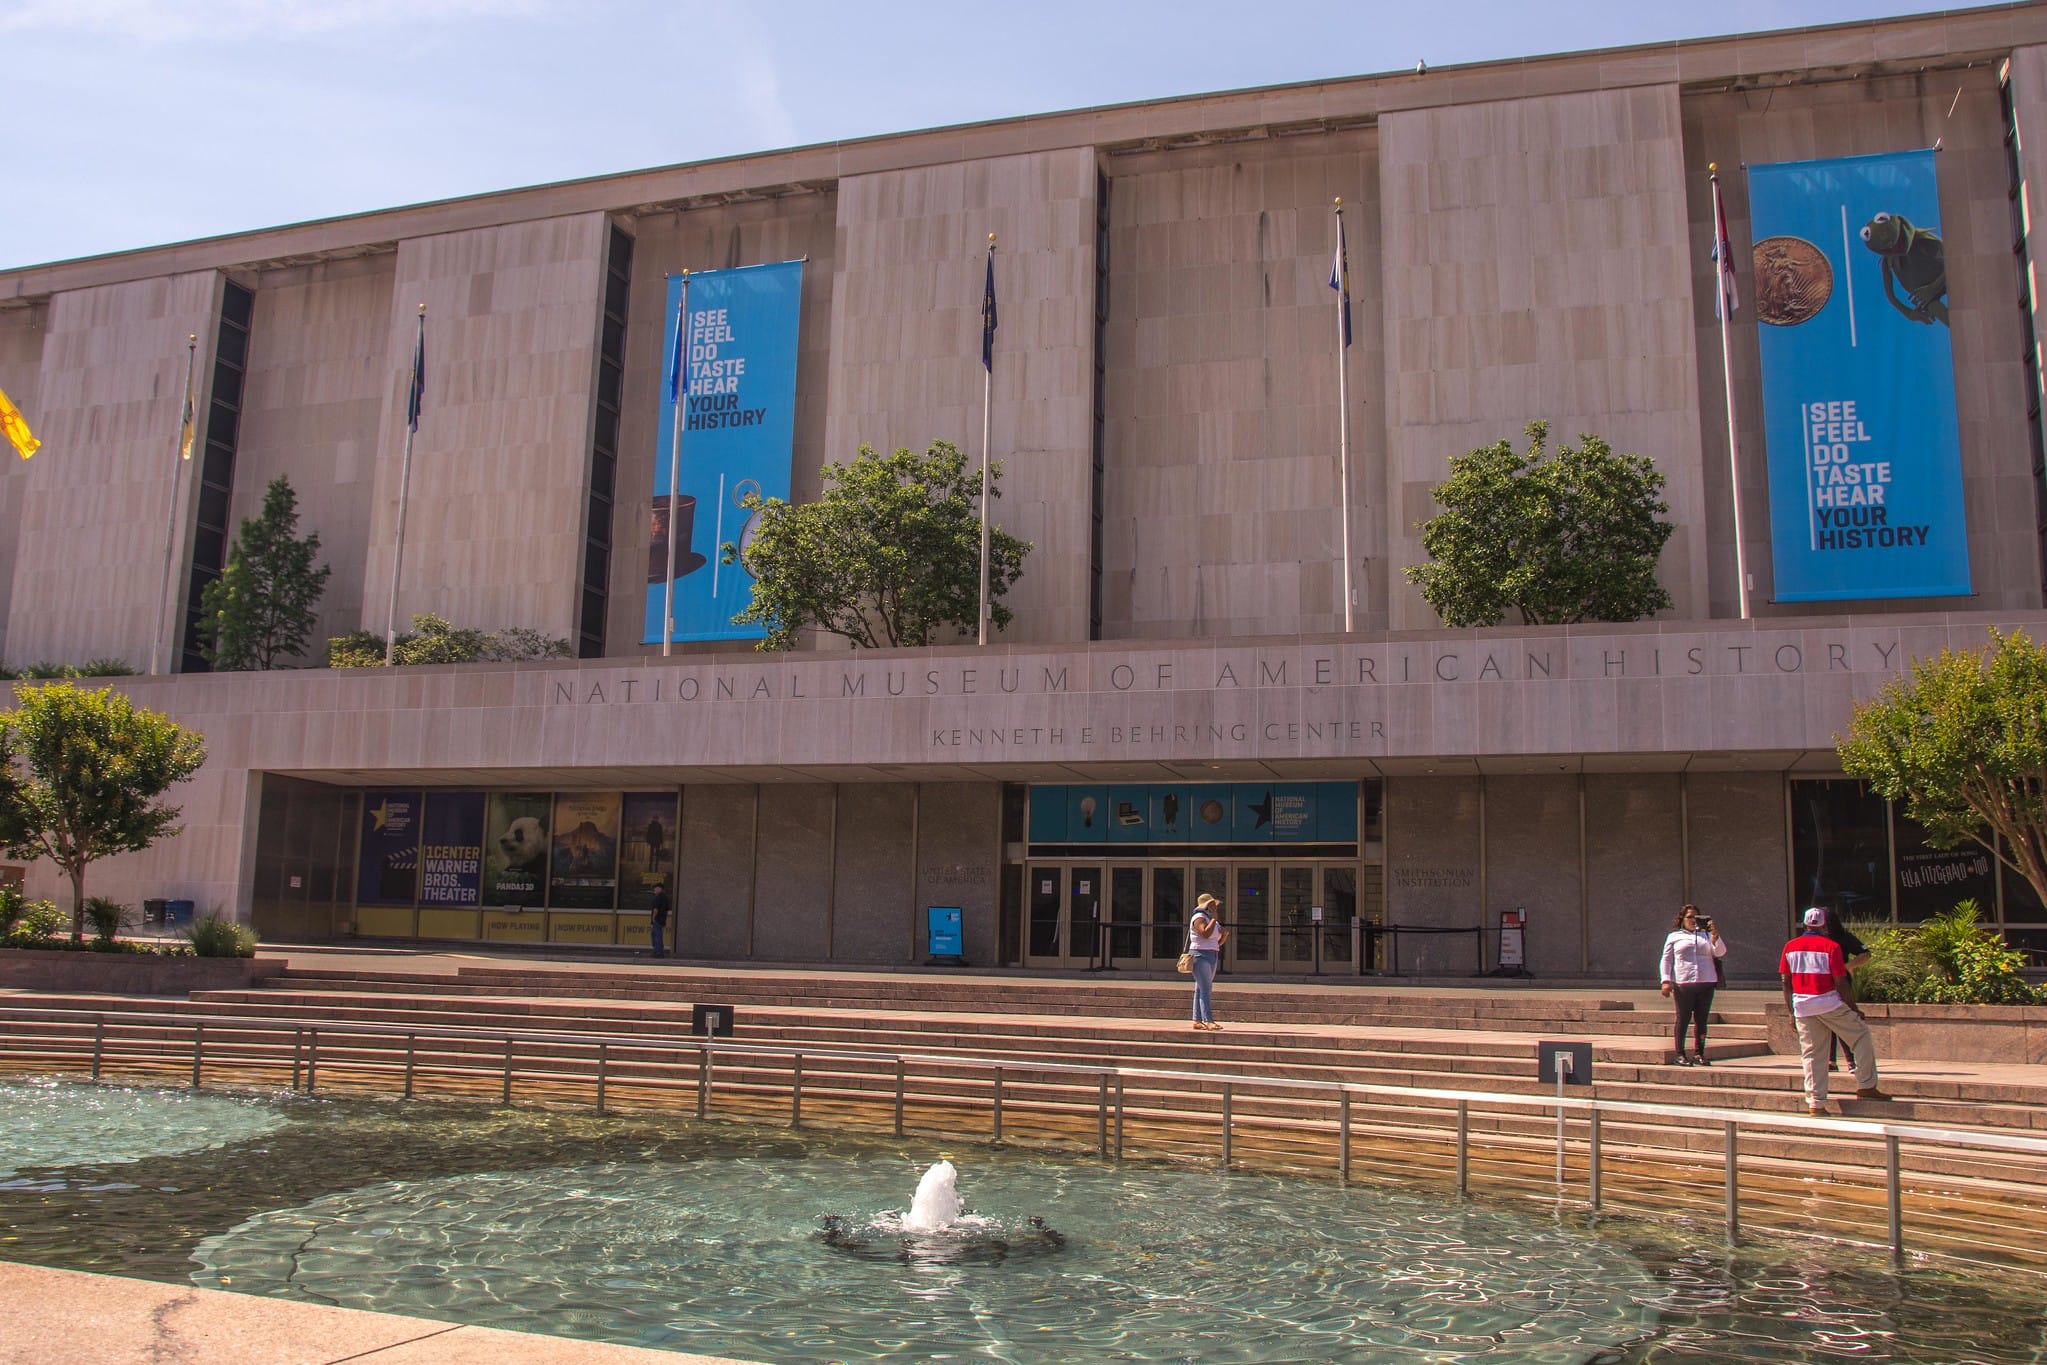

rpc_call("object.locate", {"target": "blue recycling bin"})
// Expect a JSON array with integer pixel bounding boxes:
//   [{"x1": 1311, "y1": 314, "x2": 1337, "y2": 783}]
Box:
[{"x1": 164, "y1": 899, "x2": 195, "y2": 928}]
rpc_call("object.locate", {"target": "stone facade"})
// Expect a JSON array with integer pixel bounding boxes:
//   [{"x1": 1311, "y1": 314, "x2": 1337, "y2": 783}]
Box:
[{"x1": 1, "y1": 10, "x2": 2046, "y2": 976}]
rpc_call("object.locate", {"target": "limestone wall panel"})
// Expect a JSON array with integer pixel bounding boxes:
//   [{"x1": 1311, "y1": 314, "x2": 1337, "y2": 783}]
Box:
[{"x1": 0, "y1": 305, "x2": 46, "y2": 661}]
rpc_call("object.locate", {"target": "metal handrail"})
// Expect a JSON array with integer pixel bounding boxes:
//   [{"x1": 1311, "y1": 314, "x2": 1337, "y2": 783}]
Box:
[{"x1": 4, "y1": 1002, "x2": 2045, "y2": 1270}]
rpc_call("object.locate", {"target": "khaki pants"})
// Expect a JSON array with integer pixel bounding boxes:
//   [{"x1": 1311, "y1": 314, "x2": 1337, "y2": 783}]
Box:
[{"x1": 1794, "y1": 1005, "x2": 1877, "y2": 1105}]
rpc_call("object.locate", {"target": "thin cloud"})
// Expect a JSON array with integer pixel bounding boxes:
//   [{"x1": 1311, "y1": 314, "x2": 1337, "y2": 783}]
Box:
[{"x1": 0, "y1": 0, "x2": 549, "y2": 41}]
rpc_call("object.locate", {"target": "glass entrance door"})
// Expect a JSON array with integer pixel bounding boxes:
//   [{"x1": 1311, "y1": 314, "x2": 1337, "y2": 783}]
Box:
[{"x1": 1232, "y1": 866, "x2": 1271, "y2": 969}]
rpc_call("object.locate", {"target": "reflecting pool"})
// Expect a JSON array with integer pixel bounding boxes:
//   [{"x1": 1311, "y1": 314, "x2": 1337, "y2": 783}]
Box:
[{"x1": 2, "y1": 1077, "x2": 2044, "y2": 1363}]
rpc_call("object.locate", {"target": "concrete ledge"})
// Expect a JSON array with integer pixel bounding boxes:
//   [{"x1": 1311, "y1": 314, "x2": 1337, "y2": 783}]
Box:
[
  {"x1": 0, "y1": 1261, "x2": 752, "y2": 1365},
  {"x1": 1765, "y1": 1002, "x2": 2047, "y2": 1064},
  {"x1": 0, "y1": 949, "x2": 286, "y2": 997}
]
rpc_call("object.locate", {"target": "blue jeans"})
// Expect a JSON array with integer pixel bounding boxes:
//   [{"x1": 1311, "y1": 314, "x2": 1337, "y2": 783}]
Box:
[
  {"x1": 650, "y1": 921, "x2": 666, "y2": 956},
  {"x1": 1190, "y1": 949, "x2": 1220, "y2": 1023}
]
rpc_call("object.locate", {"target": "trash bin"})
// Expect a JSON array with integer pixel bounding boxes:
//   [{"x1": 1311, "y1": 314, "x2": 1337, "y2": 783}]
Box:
[
  {"x1": 143, "y1": 898, "x2": 168, "y2": 926},
  {"x1": 164, "y1": 899, "x2": 195, "y2": 928}
]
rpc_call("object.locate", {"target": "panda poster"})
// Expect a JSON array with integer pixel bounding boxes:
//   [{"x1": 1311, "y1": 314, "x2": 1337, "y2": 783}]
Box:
[
  {"x1": 548, "y1": 792, "x2": 621, "y2": 909},
  {"x1": 1746, "y1": 149, "x2": 1970, "y2": 602},
  {"x1": 482, "y1": 792, "x2": 551, "y2": 907}
]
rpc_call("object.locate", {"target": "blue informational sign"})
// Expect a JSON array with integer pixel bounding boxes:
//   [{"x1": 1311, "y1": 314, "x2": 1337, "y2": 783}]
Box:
[
  {"x1": 926, "y1": 906, "x2": 964, "y2": 959},
  {"x1": 1747, "y1": 150, "x2": 1970, "y2": 602},
  {"x1": 643, "y1": 260, "x2": 805, "y2": 643},
  {"x1": 1026, "y1": 783, "x2": 1358, "y2": 846},
  {"x1": 357, "y1": 790, "x2": 420, "y2": 906}
]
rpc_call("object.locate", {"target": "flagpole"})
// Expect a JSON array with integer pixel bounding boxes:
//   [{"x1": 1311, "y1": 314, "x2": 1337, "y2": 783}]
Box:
[
  {"x1": 663, "y1": 271, "x2": 690, "y2": 657},
  {"x1": 1333, "y1": 199, "x2": 1355, "y2": 634},
  {"x1": 149, "y1": 334, "x2": 198, "y2": 676},
  {"x1": 977, "y1": 234, "x2": 995, "y2": 648},
  {"x1": 1711, "y1": 166, "x2": 1753, "y2": 620},
  {"x1": 385, "y1": 305, "x2": 426, "y2": 664}
]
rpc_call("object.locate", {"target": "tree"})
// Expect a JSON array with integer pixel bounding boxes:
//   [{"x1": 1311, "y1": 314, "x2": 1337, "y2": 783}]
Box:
[
  {"x1": 1405, "y1": 421, "x2": 1674, "y2": 627},
  {"x1": 197, "y1": 477, "x2": 331, "y2": 670},
  {"x1": 1837, "y1": 627, "x2": 2047, "y2": 911},
  {"x1": 0, "y1": 683, "x2": 206, "y2": 942},
  {"x1": 724, "y1": 440, "x2": 1032, "y2": 650}
]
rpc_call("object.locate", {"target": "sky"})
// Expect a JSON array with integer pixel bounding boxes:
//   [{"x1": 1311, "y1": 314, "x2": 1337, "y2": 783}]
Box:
[{"x1": 0, "y1": 0, "x2": 1961, "y2": 271}]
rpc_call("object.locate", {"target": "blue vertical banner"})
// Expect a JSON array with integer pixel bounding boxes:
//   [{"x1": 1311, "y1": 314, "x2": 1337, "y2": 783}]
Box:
[
  {"x1": 644, "y1": 260, "x2": 804, "y2": 643},
  {"x1": 1747, "y1": 150, "x2": 1970, "y2": 602},
  {"x1": 418, "y1": 791, "x2": 484, "y2": 908}
]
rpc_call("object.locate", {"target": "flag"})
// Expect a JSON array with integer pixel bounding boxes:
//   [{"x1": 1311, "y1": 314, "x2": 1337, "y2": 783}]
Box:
[
  {"x1": 981, "y1": 251, "x2": 997, "y2": 371},
  {"x1": 665, "y1": 283, "x2": 687, "y2": 405},
  {"x1": 178, "y1": 376, "x2": 195, "y2": 460},
  {"x1": 1328, "y1": 213, "x2": 1352, "y2": 348},
  {"x1": 405, "y1": 316, "x2": 426, "y2": 433},
  {"x1": 0, "y1": 384, "x2": 38, "y2": 459},
  {"x1": 1712, "y1": 182, "x2": 1740, "y2": 318}
]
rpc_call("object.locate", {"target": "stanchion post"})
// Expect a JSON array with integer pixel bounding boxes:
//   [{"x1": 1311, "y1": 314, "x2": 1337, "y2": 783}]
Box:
[
  {"x1": 1724, "y1": 1120, "x2": 1739, "y2": 1240},
  {"x1": 1887, "y1": 1135, "x2": 1903, "y2": 1264}
]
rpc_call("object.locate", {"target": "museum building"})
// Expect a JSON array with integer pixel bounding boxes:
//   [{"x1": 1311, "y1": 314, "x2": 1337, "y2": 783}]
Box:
[{"x1": 4, "y1": 7, "x2": 2047, "y2": 981}]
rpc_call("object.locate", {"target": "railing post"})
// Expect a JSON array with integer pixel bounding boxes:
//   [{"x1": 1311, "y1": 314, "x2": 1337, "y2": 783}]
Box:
[
  {"x1": 91, "y1": 1019, "x2": 104, "y2": 1081},
  {"x1": 501, "y1": 1037, "x2": 514, "y2": 1106},
  {"x1": 1114, "y1": 1076, "x2": 1125, "y2": 1161},
  {"x1": 698, "y1": 1045, "x2": 710, "y2": 1120},
  {"x1": 1456, "y1": 1100, "x2": 1468, "y2": 1194},
  {"x1": 1097, "y1": 1075, "x2": 1109, "y2": 1156},
  {"x1": 1339, "y1": 1090, "x2": 1351, "y2": 1182},
  {"x1": 1589, "y1": 1108, "x2": 1602, "y2": 1210},
  {"x1": 291, "y1": 1027, "x2": 302, "y2": 1092},
  {"x1": 595, "y1": 1042, "x2": 607, "y2": 1116},
  {"x1": 791, "y1": 1054, "x2": 803, "y2": 1129},
  {"x1": 404, "y1": 1034, "x2": 416, "y2": 1100},
  {"x1": 191, "y1": 1022, "x2": 203, "y2": 1089},
  {"x1": 993, "y1": 1067, "x2": 1004, "y2": 1145},
  {"x1": 1887, "y1": 1134, "x2": 1904, "y2": 1264},
  {"x1": 306, "y1": 1028, "x2": 318, "y2": 1094},
  {"x1": 1723, "y1": 1120, "x2": 1739, "y2": 1241},
  {"x1": 894, "y1": 1058, "x2": 905, "y2": 1137},
  {"x1": 1220, "y1": 1083, "x2": 1233, "y2": 1169}
]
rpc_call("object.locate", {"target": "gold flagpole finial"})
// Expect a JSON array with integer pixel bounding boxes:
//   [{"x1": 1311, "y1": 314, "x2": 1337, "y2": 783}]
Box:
[
  {"x1": 187, "y1": 333, "x2": 197, "y2": 344},
  {"x1": 988, "y1": 233, "x2": 996, "y2": 248},
  {"x1": 1334, "y1": 196, "x2": 1343, "y2": 208},
  {"x1": 1708, "y1": 161, "x2": 1719, "y2": 174},
  {"x1": 416, "y1": 302, "x2": 426, "y2": 316}
]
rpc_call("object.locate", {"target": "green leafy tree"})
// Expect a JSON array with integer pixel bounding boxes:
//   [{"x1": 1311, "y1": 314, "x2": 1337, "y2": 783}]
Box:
[
  {"x1": 0, "y1": 683, "x2": 206, "y2": 942},
  {"x1": 197, "y1": 477, "x2": 331, "y2": 670},
  {"x1": 1837, "y1": 627, "x2": 2047, "y2": 910},
  {"x1": 723, "y1": 440, "x2": 1032, "y2": 650},
  {"x1": 1405, "y1": 421, "x2": 1674, "y2": 627}
]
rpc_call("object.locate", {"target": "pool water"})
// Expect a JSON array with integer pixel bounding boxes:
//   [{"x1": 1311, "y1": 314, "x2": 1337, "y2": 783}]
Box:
[{"x1": 2, "y1": 1077, "x2": 2044, "y2": 1363}]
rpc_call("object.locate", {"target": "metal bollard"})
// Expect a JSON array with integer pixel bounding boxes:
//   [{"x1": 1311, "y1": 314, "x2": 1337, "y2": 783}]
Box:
[
  {"x1": 306, "y1": 1029, "x2": 319, "y2": 1094},
  {"x1": 1097, "y1": 1075, "x2": 1109, "y2": 1156},
  {"x1": 1114, "y1": 1076, "x2": 1125, "y2": 1161},
  {"x1": 1456, "y1": 1100, "x2": 1468, "y2": 1193},
  {"x1": 894, "y1": 1058, "x2": 905, "y2": 1137},
  {"x1": 791, "y1": 1054, "x2": 803, "y2": 1129},
  {"x1": 1220, "y1": 1084, "x2": 1233, "y2": 1169},
  {"x1": 404, "y1": 1034, "x2": 416, "y2": 1100},
  {"x1": 698, "y1": 1046, "x2": 710, "y2": 1120},
  {"x1": 1887, "y1": 1134, "x2": 1904, "y2": 1264},
  {"x1": 501, "y1": 1037, "x2": 514, "y2": 1106},
  {"x1": 595, "y1": 1042, "x2": 607, "y2": 1116},
  {"x1": 993, "y1": 1067, "x2": 1004, "y2": 1145},
  {"x1": 1589, "y1": 1108, "x2": 1602, "y2": 1209},
  {"x1": 1724, "y1": 1121, "x2": 1739, "y2": 1240},
  {"x1": 1339, "y1": 1091, "x2": 1351, "y2": 1182},
  {"x1": 191, "y1": 1022, "x2": 204, "y2": 1089}
]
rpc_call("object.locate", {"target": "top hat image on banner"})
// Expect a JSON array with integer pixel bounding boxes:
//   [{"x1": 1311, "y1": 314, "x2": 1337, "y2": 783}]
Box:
[{"x1": 648, "y1": 494, "x2": 708, "y2": 582}]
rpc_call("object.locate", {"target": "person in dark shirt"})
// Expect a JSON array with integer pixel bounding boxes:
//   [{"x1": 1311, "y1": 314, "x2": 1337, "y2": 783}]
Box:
[
  {"x1": 1819, "y1": 906, "x2": 1870, "y2": 1071},
  {"x1": 649, "y1": 882, "x2": 672, "y2": 958}
]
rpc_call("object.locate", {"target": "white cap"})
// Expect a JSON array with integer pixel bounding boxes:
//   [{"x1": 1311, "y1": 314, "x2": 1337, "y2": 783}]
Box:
[{"x1": 1803, "y1": 907, "x2": 1828, "y2": 928}]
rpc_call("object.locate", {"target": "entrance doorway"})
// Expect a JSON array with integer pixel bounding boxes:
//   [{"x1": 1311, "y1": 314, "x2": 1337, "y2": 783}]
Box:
[{"x1": 1022, "y1": 861, "x2": 1370, "y2": 972}]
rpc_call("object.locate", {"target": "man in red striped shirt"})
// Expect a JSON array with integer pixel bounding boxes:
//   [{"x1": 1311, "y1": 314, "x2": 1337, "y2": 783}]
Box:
[{"x1": 1780, "y1": 907, "x2": 1891, "y2": 1116}]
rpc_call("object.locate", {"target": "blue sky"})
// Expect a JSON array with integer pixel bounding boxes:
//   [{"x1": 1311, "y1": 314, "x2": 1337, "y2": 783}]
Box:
[{"x1": 1, "y1": 0, "x2": 1951, "y2": 271}]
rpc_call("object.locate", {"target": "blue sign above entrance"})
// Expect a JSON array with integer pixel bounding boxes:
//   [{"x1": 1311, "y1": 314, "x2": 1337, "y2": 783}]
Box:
[{"x1": 1028, "y1": 782, "x2": 1358, "y2": 846}]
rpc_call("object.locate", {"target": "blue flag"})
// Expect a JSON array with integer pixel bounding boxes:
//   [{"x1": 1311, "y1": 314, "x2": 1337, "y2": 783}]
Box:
[
  {"x1": 405, "y1": 317, "x2": 425, "y2": 433},
  {"x1": 981, "y1": 252, "x2": 997, "y2": 371},
  {"x1": 1328, "y1": 214, "x2": 1352, "y2": 348},
  {"x1": 665, "y1": 281, "x2": 688, "y2": 404}
]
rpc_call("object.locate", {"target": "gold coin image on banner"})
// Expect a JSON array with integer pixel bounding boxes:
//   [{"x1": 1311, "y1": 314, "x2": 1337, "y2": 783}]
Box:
[{"x1": 1751, "y1": 235, "x2": 1833, "y2": 326}]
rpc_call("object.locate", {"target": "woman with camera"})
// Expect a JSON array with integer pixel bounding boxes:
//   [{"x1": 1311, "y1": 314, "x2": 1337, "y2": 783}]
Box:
[{"x1": 1659, "y1": 904, "x2": 1727, "y2": 1066}]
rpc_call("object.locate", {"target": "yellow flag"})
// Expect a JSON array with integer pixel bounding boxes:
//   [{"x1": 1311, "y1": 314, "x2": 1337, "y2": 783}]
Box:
[
  {"x1": 0, "y1": 384, "x2": 38, "y2": 459},
  {"x1": 179, "y1": 385, "x2": 194, "y2": 460}
]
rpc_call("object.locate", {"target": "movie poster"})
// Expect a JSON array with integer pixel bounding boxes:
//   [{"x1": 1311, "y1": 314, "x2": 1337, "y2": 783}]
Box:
[
  {"x1": 548, "y1": 792, "x2": 622, "y2": 909},
  {"x1": 618, "y1": 791, "x2": 679, "y2": 910},
  {"x1": 1748, "y1": 149, "x2": 1970, "y2": 601},
  {"x1": 482, "y1": 792, "x2": 551, "y2": 907},
  {"x1": 356, "y1": 790, "x2": 420, "y2": 905},
  {"x1": 418, "y1": 791, "x2": 485, "y2": 907}
]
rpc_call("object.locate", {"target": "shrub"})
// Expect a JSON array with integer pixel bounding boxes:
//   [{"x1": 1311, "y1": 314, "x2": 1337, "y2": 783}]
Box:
[
  {"x1": 0, "y1": 885, "x2": 20, "y2": 935},
  {"x1": 73, "y1": 658, "x2": 137, "y2": 677},
  {"x1": 17, "y1": 661, "x2": 68, "y2": 679},
  {"x1": 186, "y1": 912, "x2": 259, "y2": 958},
  {"x1": 5, "y1": 898, "x2": 65, "y2": 943},
  {"x1": 327, "y1": 615, "x2": 574, "y2": 668},
  {"x1": 83, "y1": 895, "x2": 129, "y2": 943},
  {"x1": 1849, "y1": 901, "x2": 2041, "y2": 1005}
]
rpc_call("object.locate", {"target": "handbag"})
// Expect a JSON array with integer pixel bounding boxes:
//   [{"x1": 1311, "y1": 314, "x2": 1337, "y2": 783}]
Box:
[{"x1": 1176, "y1": 952, "x2": 1194, "y2": 975}]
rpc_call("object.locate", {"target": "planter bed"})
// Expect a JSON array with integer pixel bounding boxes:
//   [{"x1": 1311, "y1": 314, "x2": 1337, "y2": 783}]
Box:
[
  {"x1": 1765, "y1": 1002, "x2": 2047, "y2": 1065},
  {"x1": 0, "y1": 948, "x2": 284, "y2": 997}
]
